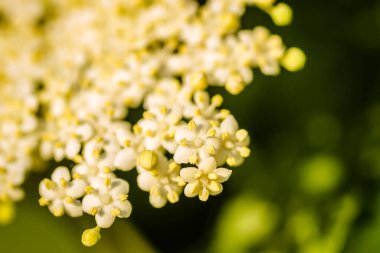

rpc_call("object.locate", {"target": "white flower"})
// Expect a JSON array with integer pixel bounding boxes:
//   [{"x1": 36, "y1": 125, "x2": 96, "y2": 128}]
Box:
[
  {"x1": 180, "y1": 157, "x2": 232, "y2": 201},
  {"x1": 182, "y1": 91, "x2": 225, "y2": 120},
  {"x1": 137, "y1": 152, "x2": 185, "y2": 208},
  {"x1": 82, "y1": 177, "x2": 132, "y2": 228},
  {"x1": 215, "y1": 115, "x2": 251, "y2": 166},
  {"x1": 0, "y1": 0, "x2": 302, "y2": 246},
  {"x1": 72, "y1": 162, "x2": 116, "y2": 183},
  {"x1": 239, "y1": 26, "x2": 285, "y2": 75},
  {"x1": 136, "y1": 108, "x2": 181, "y2": 153},
  {"x1": 174, "y1": 117, "x2": 221, "y2": 165},
  {"x1": 39, "y1": 166, "x2": 86, "y2": 217},
  {"x1": 0, "y1": 170, "x2": 24, "y2": 202}
]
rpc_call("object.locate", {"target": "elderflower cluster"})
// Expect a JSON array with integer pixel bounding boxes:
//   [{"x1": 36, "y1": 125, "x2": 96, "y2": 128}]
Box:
[{"x1": 0, "y1": 0, "x2": 305, "y2": 246}]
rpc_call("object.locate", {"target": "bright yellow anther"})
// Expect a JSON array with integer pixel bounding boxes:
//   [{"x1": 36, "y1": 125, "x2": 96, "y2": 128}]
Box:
[
  {"x1": 150, "y1": 169, "x2": 158, "y2": 177},
  {"x1": 281, "y1": 47, "x2": 306, "y2": 72},
  {"x1": 211, "y1": 94, "x2": 223, "y2": 107},
  {"x1": 189, "y1": 72, "x2": 208, "y2": 90},
  {"x1": 219, "y1": 109, "x2": 230, "y2": 119},
  {"x1": 82, "y1": 227, "x2": 101, "y2": 247},
  {"x1": 167, "y1": 191, "x2": 179, "y2": 203},
  {"x1": 89, "y1": 207, "x2": 98, "y2": 216},
  {"x1": 160, "y1": 106, "x2": 168, "y2": 114},
  {"x1": 222, "y1": 132, "x2": 230, "y2": 141},
  {"x1": 44, "y1": 179, "x2": 55, "y2": 190},
  {"x1": 92, "y1": 149, "x2": 100, "y2": 158},
  {"x1": 59, "y1": 178, "x2": 67, "y2": 187},
  {"x1": 124, "y1": 139, "x2": 131, "y2": 147},
  {"x1": 210, "y1": 120, "x2": 219, "y2": 127},
  {"x1": 73, "y1": 155, "x2": 83, "y2": 163},
  {"x1": 238, "y1": 147, "x2": 251, "y2": 158},
  {"x1": 189, "y1": 154, "x2": 198, "y2": 164},
  {"x1": 143, "y1": 111, "x2": 154, "y2": 119},
  {"x1": 39, "y1": 197, "x2": 49, "y2": 206},
  {"x1": 226, "y1": 75, "x2": 245, "y2": 95},
  {"x1": 104, "y1": 177, "x2": 112, "y2": 187},
  {"x1": 65, "y1": 196, "x2": 74, "y2": 204},
  {"x1": 53, "y1": 207, "x2": 64, "y2": 217},
  {"x1": 124, "y1": 97, "x2": 134, "y2": 106},
  {"x1": 169, "y1": 162, "x2": 180, "y2": 172},
  {"x1": 85, "y1": 186, "x2": 94, "y2": 194},
  {"x1": 103, "y1": 166, "x2": 112, "y2": 173},
  {"x1": 206, "y1": 145, "x2": 216, "y2": 155},
  {"x1": 207, "y1": 181, "x2": 221, "y2": 193},
  {"x1": 227, "y1": 157, "x2": 238, "y2": 167},
  {"x1": 208, "y1": 173, "x2": 218, "y2": 180},
  {"x1": 270, "y1": 3, "x2": 293, "y2": 26},
  {"x1": 112, "y1": 208, "x2": 121, "y2": 217},
  {"x1": 138, "y1": 150, "x2": 158, "y2": 170},
  {"x1": 175, "y1": 177, "x2": 186, "y2": 187},
  {"x1": 119, "y1": 194, "x2": 129, "y2": 201},
  {"x1": 188, "y1": 120, "x2": 197, "y2": 130},
  {"x1": 73, "y1": 173, "x2": 82, "y2": 180},
  {"x1": 179, "y1": 138, "x2": 189, "y2": 147},
  {"x1": 133, "y1": 125, "x2": 142, "y2": 134},
  {"x1": 145, "y1": 129, "x2": 154, "y2": 137},
  {"x1": 236, "y1": 129, "x2": 249, "y2": 142},
  {"x1": 207, "y1": 128, "x2": 216, "y2": 137}
]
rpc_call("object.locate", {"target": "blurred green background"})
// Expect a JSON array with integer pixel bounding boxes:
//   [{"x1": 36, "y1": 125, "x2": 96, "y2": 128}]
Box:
[{"x1": 1, "y1": 0, "x2": 380, "y2": 252}]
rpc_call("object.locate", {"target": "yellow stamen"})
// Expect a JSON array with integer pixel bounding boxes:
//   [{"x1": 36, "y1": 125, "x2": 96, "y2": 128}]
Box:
[
  {"x1": 89, "y1": 207, "x2": 98, "y2": 216},
  {"x1": 38, "y1": 197, "x2": 49, "y2": 206},
  {"x1": 138, "y1": 150, "x2": 158, "y2": 170},
  {"x1": 188, "y1": 120, "x2": 197, "y2": 131},
  {"x1": 119, "y1": 194, "x2": 129, "y2": 201},
  {"x1": 112, "y1": 208, "x2": 121, "y2": 217},
  {"x1": 85, "y1": 186, "x2": 94, "y2": 194}
]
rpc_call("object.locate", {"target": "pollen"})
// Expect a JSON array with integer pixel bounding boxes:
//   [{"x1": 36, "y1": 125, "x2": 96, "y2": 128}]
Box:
[{"x1": 138, "y1": 150, "x2": 158, "y2": 170}]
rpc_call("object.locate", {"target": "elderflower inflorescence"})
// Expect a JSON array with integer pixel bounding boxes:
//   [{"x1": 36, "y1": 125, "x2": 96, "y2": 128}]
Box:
[{"x1": 0, "y1": 0, "x2": 305, "y2": 245}]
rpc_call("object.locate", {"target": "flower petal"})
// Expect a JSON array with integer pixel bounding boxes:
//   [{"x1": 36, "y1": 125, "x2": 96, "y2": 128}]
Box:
[
  {"x1": 67, "y1": 179, "x2": 87, "y2": 198},
  {"x1": 114, "y1": 148, "x2": 136, "y2": 171},
  {"x1": 95, "y1": 208, "x2": 116, "y2": 228},
  {"x1": 137, "y1": 173, "x2": 156, "y2": 192},
  {"x1": 82, "y1": 194, "x2": 102, "y2": 214},
  {"x1": 64, "y1": 200, "x2": 83, "y2": 217},
  {"x1": 180, "y1": 167, "x2": 198, "y2": 182},
  {"x1": 214, "y1": 168, "x2": 232, "y2": 183},
  {"x1": 51, "y1": 166, "x2": 71, "y2": 183}
]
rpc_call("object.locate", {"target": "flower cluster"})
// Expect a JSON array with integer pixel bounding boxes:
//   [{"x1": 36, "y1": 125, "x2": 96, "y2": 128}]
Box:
[{"x1": 0, "y1": 0, "x2": 305, "y2": 246}]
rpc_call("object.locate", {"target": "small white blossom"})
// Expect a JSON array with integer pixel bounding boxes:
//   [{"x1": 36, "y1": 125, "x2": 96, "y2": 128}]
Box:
[
  {"x1": 39, "y1": 166, "x2": 86, "y2": 217},
  {"x1": 82, "y1": 177, "x2": 132, "y2": 228},
  {"x1": 174, "y1": 117, "x2": 221, "y2": 165},
  {"x1": 137, "y1": 151, "x2": 185, "y2": 208},
  {"x1": 215, "y1": 115, "x2": 251, "y2": 166},
  {"x1": 181, "y1": 157, "x2": 232, "y2": 201},
  {"x1": 0, "y1": 0, "x2": 303, "y2": 246}
]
